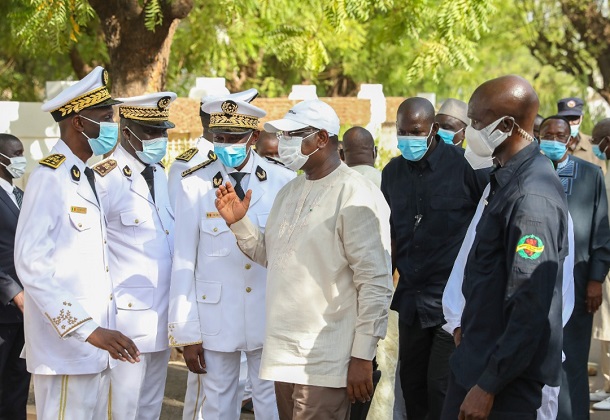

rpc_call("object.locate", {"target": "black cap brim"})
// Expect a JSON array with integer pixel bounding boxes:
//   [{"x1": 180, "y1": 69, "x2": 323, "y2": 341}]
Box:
[
  {"x1": 129, "y1": 119, "x2": 176, "y2": 129},
  {"x1": 87, "y1": 98, "x2": 123, "y2": 109},
  {"x1": 209, "y1": 127, "x2": 255, "y2": 135}
]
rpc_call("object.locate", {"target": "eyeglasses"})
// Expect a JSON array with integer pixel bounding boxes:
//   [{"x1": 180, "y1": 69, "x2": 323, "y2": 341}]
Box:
[
  {"x1": 540, "y1": 134, "x2": 571, "y2": 143},
  {"x1": 276, "y1": 128, "x2": 318, "y2": 139}
]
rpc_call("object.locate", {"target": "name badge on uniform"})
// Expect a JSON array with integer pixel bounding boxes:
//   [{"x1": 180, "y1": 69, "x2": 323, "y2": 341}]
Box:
[
  {"x1": 70, "y1": 206, "x2": 87, "y2": 214},
  {"x1": 206, "y1": 212, "x2": 221, "y2": 219}
]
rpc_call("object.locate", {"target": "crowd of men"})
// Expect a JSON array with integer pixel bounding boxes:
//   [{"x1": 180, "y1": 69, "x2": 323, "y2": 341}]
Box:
[{"x1": 1, "y1": 66, "x2": 610, "y2": 420}]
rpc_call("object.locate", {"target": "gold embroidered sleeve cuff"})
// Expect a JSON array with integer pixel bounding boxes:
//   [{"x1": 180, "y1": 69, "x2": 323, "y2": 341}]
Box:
[
  {"x1": 45, "y1": 300, "x2": 94, "y2": 338},
  {"x1": 168, "y1": 321, "x2": 203, "y2": 347}
]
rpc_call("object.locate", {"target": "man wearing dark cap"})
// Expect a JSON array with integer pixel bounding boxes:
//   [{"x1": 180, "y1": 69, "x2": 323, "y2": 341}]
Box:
[
  {"x1": 14, "y1": 66, "x2": 140, "y2": 418},
  {"x1": 558, "y1": 97, "x2": 606, "y2": 171},
  {"x1": 435, "y1": 98, "x2": 469, "y2": 146},
  {"x1": 92, "y1": 92, "x2": 178, "y2": 420},
  {"x1": 537, "y1": 115, "x2": 610, "y2": 420},
  {"x1": 169, "y1": 98, "x2": 294, "y2": 419},
  {"x1": 442, "y1": 75, "x2": 568, "y2": 419}
]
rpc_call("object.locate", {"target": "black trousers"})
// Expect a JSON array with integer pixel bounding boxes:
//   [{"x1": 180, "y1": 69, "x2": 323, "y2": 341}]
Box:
[
  {"x1": 441, "y1": 372, "x2": 543, "y2": 420},
  {"x1": 397, "y1": 315, "x2": 455, "y2": 420},
  {"x1": 557, "y1": 301, "x2": 593, "y2": 420},
  {"x1": 0, "y1": 322, "x2": 29, "y2": 420}
]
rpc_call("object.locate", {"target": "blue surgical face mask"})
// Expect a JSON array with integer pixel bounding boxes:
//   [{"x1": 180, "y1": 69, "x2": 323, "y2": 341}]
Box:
[
  {"x1": 570, "y1": 123, "x2": 580, "y2": 138},
  {"x1": 397, "y1": 126, "x2": 433, "y2": 161},
  {"x1": 437, "y1": 127, "x2": 464, "y2": 145},
  {"x1": 539, "y1": 139, "x2": 568, "y2": 161},
  {"x1": 79, "y1": 115, "x2": 118, "y2": 156},
  {"x1": 593, "y1": 144, "x2": 608, "y2": 160},
  {"x1": 126, "y1": 127, "x2": 168, "y2": 164},
  {"x1": 214, "y1": 133, "x2": 252, "y2": 168}
]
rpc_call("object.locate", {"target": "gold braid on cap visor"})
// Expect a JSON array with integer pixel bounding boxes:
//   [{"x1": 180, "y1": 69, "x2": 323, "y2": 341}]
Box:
[
  {"x1": 119, "y1": 106, "x2": 170, "y2": 122},
  {"x1": 51, "y1": 85, "x2": 111, "y2": 120},
  {"x1": 209, "y1": 113, "x2": 259, "y2": 130}
]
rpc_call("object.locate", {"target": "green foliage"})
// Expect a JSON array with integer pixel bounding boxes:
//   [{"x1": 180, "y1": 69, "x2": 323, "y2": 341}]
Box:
[{"x1": 144, "y1": 0, "x2": 164, "y2": 32}]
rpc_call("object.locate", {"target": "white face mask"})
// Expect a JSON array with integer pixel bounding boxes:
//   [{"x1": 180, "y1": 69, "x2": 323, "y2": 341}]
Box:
[
  {"x1": 277, "y1": 130, "x2": 320, "y2": 171},
  {"x1": 0, "y1": 153, "x2": 27, "y2": 179},
  {"x1": 465, "y1": 116, "x2": 514, "y2": 158},
  {"x1": 464, "y1": 146, "x2": 493, "y2": 169}
]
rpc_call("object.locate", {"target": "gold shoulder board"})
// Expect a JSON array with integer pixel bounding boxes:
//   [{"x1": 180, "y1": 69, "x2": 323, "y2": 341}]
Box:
[
  {"x1": 181, "y1": 154, "x2": 217, "y2": 178},
  {"x1": 175, "y1": 147, "x2": 199, "y2": 162},
  {"x1": 92, "y1": 159, "x2": 118, "y2": 177},
  {"x1": 39, "y1": 154, "x2": 66, "y2": 169}
]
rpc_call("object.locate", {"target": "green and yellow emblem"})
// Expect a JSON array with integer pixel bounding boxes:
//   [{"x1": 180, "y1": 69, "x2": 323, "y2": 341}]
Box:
[{"x1": 516, "y1": 234, "x2": 544, "y2": 260}]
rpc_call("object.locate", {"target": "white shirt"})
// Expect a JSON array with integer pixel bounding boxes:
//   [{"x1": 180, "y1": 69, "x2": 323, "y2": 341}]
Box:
[
  {"x1": 0, "y1": 177, "x2": 18, "y2": 207},
  {"x1": 349, "y1": 165, "x2": 382, "y2": 188},
  {"x1": 168, "y1": 137, "x2": 214, "y2": 210},
  {"x1": 442, "y1": 184, "x2": 576, "y2": 335},
  {"x1": 230, "y1": 164, "x2": 393, "y2": 388}
]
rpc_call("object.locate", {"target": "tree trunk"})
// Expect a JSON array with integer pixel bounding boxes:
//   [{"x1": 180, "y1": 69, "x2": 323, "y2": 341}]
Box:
[{"x1": 89, "y1": 0, "x2": 193, "y2": 97}]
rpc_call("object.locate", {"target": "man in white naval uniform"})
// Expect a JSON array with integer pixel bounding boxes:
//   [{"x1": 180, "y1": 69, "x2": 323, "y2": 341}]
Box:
[
  {"x1": 168, "y1": 88, "x2": 258, "y2": 209},
  {"x1": 169, "y1": 98, "x2": 294, "y2": 419},
  {"x1": 14, "y1": 66, "x2": 140, "y2": 420},
  {"x1": 92, "y1": 92, "x2": 177, "y2": 419}
]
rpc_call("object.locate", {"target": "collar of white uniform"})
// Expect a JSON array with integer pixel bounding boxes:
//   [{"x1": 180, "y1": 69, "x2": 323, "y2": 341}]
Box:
[
  {"x1": 54, "y1": 139, "x2": 87, "y2": 174},
  {"x1": 116, "y1": 145, "x2": 147, "y2": 174}
]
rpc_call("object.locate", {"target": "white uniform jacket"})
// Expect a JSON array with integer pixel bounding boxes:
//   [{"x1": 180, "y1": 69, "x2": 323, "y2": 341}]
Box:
[
  {"x1": 169, "y1": 151, "x2": 295, "y2": 352},
  {"x1": 168, "y1": 138, "x2": 214, "y2": 210},
  {"x1": 93, "y1": 146, "x2": 175, "y2": 353},
  {"x1": 14, "y1": 139, "x2": 116, "y2": 375}
]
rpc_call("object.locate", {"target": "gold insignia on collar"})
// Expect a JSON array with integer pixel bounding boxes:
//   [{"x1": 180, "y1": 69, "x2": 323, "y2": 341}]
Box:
[
  {"x1": 71, "y1": 165, "x2": 81, "y2": 181},
  {"x1": 213, "y1": 172, "x2": 223, "y2": 188},
  {"x1": 157, "y1": 96, "x2": 171, "y2": 109},
  {"x1": 255, "y1": 165, "x2": 267, "y2": 182},
  {"x1": 92, "y1": 159, "x2": 117, "y2": 177},
  {"x1": 175, "y1": 147, "x2": 199, "y2": 162},
  {"x1": 39, "y1": 154, "x2": 66, "y2": 169},
  {"x1": 207, "y1": 150, "x2": 217, "y2": 160},
  {"x1": 123, "y1": 165, "x2": 132, "y2": 177},
  {"x1": 221, "y1": 100, "x2": 238, "y2": 115}
]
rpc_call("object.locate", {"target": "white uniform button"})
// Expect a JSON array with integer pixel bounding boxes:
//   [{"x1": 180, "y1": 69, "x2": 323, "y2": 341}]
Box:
[
  {"x1": 134, "y1": 219, "x2": 139, "y2": 224},
  {"x1": 245, "y1": 264, "x2": 251, "y2": 270},
  {"x1": 246, "y1": 287, "x2": 252, "y2": 293},
  {"x1": 128, "y1": 302, "x2": 133, "y2": 308},
  {"x1": 109, "y1": 294, "x2": 113, "y2": 301},
  {"x1": 106, "y1": 266, "x2": 109, "y2": 272},
  {"x1": 202, "y1": 295, "x2": 206, "y2": 300},
  {"x1": 165, "y1": 230, "x2": 170, "y2": 235},
  {"x1": 213, "y1": 227, "x2": 218, "y2": 232},
  {"x1": 78, "y1": 223, "x2": 82, "y2": 228}
]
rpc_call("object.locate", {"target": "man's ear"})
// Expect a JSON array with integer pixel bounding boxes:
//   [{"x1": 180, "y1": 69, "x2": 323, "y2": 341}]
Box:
[
  {"x1": 250, "y1": 130, "x2": 260, "y2": 145},
  {"x1": 373, "y1": 145, "x2": 378, "y2": 160},
  {"x1": 431, "y1": 122, "x2": 439, "y2": 137},
  {"x1": 317, "y1": 129, "x2": 330, "y2": 148},
  {"x1": 72, "y1": 115, "x2": 85, "y2": 132}
]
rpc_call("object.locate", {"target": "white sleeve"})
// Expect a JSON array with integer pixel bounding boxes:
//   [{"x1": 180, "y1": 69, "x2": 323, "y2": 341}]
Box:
[
  {"x1": 562, "y1": 212, "x2": 575, "y2": 327},
  {"x1": 442, "y1": 183, "x2": 490, "y2": 334}
]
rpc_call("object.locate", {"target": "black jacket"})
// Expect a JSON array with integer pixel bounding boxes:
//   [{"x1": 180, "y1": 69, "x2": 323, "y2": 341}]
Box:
[{"x1": 0, "y1": 185, "x2": 23, "y2": 323}]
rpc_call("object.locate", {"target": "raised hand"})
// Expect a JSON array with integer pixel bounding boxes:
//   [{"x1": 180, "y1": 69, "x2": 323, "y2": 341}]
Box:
[
  {"x1": 215, "y1": 181, "x2": 252, "y2": 225},
  {"x1": 87, "y1": 327, "x2": 141, "y2": 363}
]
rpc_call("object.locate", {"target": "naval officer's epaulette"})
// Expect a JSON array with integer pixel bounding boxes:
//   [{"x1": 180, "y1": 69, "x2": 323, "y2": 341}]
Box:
[
  {"x1": 39, "y1": 154, "x2": 66, "y2": 169},
  {"x1": 181, "y1": 153, "x2": 218, "y2": 178},
  {"x1": 175, "y1": 147, "x2": 199, "y2": 162},
  {"x1": 92, "y1": 158, "x2": 118, "y2": 177}
]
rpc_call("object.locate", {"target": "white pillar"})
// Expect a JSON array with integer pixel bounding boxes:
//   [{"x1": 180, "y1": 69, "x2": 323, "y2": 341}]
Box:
[
  {"x1": 288, "y1": 85, "x2": 318, "y2": 100},
  {"x1": 357, "y1": 84, "x2": 386, "y2": 139},
  {"x1": 188, "y1": 77, "x2": 230, "y2": 101}
]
